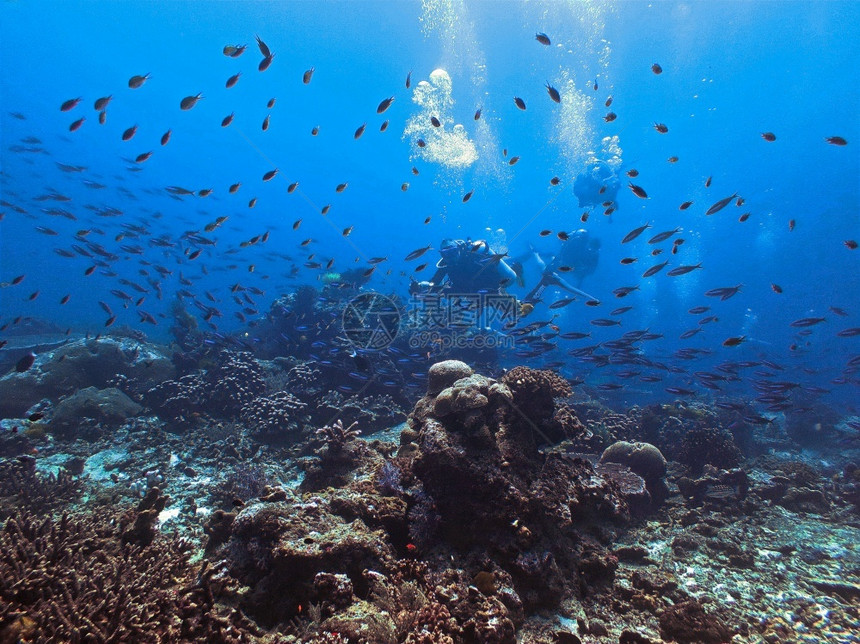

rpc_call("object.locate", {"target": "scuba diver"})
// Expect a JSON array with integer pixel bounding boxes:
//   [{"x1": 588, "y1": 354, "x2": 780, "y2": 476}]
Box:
[
  {"x1": 573, "y1": 159, "x2": 620, "y2": 210},
  {"x1": 520, "y1": 229, "x2": 601, "y2": 304},
  {"x1": 410, "y1": 238, "x2": 519, "y2": 295}
]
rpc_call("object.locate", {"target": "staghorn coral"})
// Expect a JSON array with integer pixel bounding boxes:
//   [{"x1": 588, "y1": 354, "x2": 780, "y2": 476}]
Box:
[
  {"x1": 241, "y1": 391, "x2": 308, "y2": 438},
  {"x1": 0, "y1": 456, "x2": 80, "y2": 521},
  {"x1": 315, "y1": 419, "x2": 361, "y2": 454},
  {"x1": 0, "y1": 511, "x2": 258, "y2": 643}
]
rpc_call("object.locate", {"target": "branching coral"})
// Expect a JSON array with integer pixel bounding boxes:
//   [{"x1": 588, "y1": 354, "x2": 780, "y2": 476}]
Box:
[
  {"x1": 0, "y1": 511, "x2": 258, "y2": 643},
  {"x1": 241, "y1": 391, "x2": 308, "y2": 437}
]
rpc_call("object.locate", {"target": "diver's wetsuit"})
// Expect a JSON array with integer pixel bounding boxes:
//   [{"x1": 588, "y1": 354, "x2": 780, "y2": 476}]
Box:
[{"x1": 426, "y1": 239, "x2": 517, "y2": 294}]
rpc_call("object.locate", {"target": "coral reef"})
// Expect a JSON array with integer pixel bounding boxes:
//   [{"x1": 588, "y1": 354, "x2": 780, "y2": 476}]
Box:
[
  {"x1": 402, "y1": 362, "x2": 632, "y2": 612},
  {"x1": 0, "y1": 510, "x2": 258, "y2": 643},
  {"x1": 0, "y1": 456, "x2": 81, "y2": 520},
  {"x1": 241, "y1": 391, "x2": 308, "y2": 438},
  {"x1": 49, "y1": 386, "x2": 142, "y2": 439},
  {"x1": 0, "y1": 337, "x2": 174, "y2": 419}
]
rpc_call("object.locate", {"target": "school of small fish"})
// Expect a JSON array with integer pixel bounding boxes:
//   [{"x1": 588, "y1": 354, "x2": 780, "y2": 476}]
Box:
[{"x1": 1, "y1": 27, "x2": 857, "y2": 416}]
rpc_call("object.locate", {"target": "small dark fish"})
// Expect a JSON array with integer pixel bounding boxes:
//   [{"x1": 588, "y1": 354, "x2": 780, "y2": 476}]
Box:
[
  {"x1": 405, "y1": 244, "x2": 433, "y2": 261},
  {"x1": 474, "y1": 108, "x2": 482, "y2": 120},
  {"x1": 626, "y1": 169, "x2": 639, "y2": 177},
  {"x1": 723, "y1": 336, "x2": 746, "y2": 347},
  {"x1": 620, "y1": 257, "x2": 637, "y2": 265},
  {"x1": 160, "y1": 129, "x2": 171, "y2": 145},
  {"x1": 69, "y1": 117, "x2": 85, "y2": 131},
  {"x1": 430, "y1": 116, "x2": 441, "y2": 127},
  {"x1": 557, "y1": 231, "x2": 569, "y2": 241},
  {"x1": 668, "y1": 156, "x2": 679, "y2": 163},
  {"x1": 825, "y1": 136, "x2": 847, "y2": 146},
  {"x1": 836, "y1": 328, "x2": 860, "y2": 337},
  {"x1": 844, "y1": 240, "x2": 857, "y2": 250},
  {"x1": 354, "y1": 123, "x2": 366, "y2": 139},
  {"x1": 414, "y1": 263, "x2": 427, "y2": 272},
  {"x1": 648, "y1": 227, "x2": 681, "y2": 244},
  {"x1": 545, "y1": 83, "x2": 561, "y2": 103},
  {"x1": 463, "y1": 190, "x2": 474, "y2": 203},
  {"x1": 60, "y1": 294, "x2": 70, "y2": 305},
  {"x1": 303, "y1": 67, "x2": 315, "y2": 84},
  {"x1": 128, "y1": 73, "x2": 150, "y2": 89},
  {"x1": 536, "y1": 32, "x2": 551, "y2": 45},
  {"x1": 653, "y1": 123, "x2": 668, "y2": 133},
  {"x1": 705, "y1": 284, "x2": 742, "y2": 300},
  {"x1": 262, "y1": 169, "x2": 278, "y2": 182},
  {"x1": 739, "y1": 212, "x2": 751, "y2": 222},
  {"x1": 223, "y1": 44, "x2": 245, "y2": 57},
  {"x1": 262, "y1": 114, "x2": 270, "y2": 131},
  {"x1": 604, "y1": 112, "x2": 617, "y2": 122},
  {"x1": 105, "y1": 316, "x2": 117, "y2": 327},
  {"x1": 665, "y1": 387, "x2": 696, "y2": 396},
  {"x1": 706, "y1": 193, "x2": 738, "y2": 216},
  {"x1": 226, "y1": 72, "x2": 241, "y2": 88},
  {"x1": 514, "y1": 97, "x2": 526, "y2": 110},
  {"x1": 267, "y1": 98, "x2": 275, "y2": 108},
  {"x1": 288, "y1": 182, "x2": 299, "y2": 193},
  {"x1": 180, "y1": 94, "x2": 203, "y2": 110},
  {"x1": 788, "y1": 219, "x2": 795, "y2": 232},
  {"x1": 680, "y1": 329, "x2": 701, "y2": 339},
  {"x1": 591, "y1": 318, "x2": 621, "y2": 327},
  {"x1": 705, "y1": 176, "x2": 712, "y2": 188},
  {"x1": 335, "y1": 182, "x2": 348, "y2": 192},
  {"x1": 94, "y1": 96, "x2": 112, "y2": 111},
  {"x1": 761, "y1": 132, "x2": 776, "y2": 142},
  {"x1": 667, "y1": 263, "x2": 702, "y2": 276},
  {"x1": 135, "y1": 151, "x2": 152, "y2": 163},
  {"x1": 377, "y1": 97, "x2": 395, "y2": 114},
  {"x1": 15, "y1": 352, "x2": 36, "y2": 372},
  {"x1": 642, "y1": 260, "x2": 668, "y2": 277},
  {"x1": 255, "y1": 35, "x2": 271, "y2": 58},
  {"x1": 550, "y1": 176, "x2": 560, "y2": 185},
  {"x1": 790, "y1": 317, "x2": 825, "y2": 327},
  {"x1": 651, "y1": 63, "x2": 662, "y2": 74},
  {"x1": 771, "y1": 283, "x2": 783, "y2": 294},
  {"x1": 549, "y1": 298, "x2": 577, "y2": 310},
  {"x1": 829, "y1": 306, "x2": 849, "y2": 316},
  {"x1": 221, "y1": 113, "x2": 234, "y2": 127},
  {"x1": 188, "y1": 249, "x2": 201, "y2": 260},
  {"x1": 613, "y1": 285, "x2": 639, "y2": 297},
  {"x1": 611, "y1": 306, "x2": 633, "y2": 315},
  {"x1": 61, "y1": 97, "x2": 81, "y2": 111},
  {"x1": 405, "y1": 71, "x2": 411, "y2": 88},
  {"x1": 342, "y1": 226, "x2": 353, "y2": 237},
  {"x1": 378, "y1": 121, "x2": 388, "y2": 133},
  {"x1": 622, "y1": 222, "x2": 651, "y2": 243},
  {"x1": 321, "y1": 204, "x2": 330, "y2": 215},
  {"x1": 628, "y1": 182, "x2": 648, "y2": 199}
]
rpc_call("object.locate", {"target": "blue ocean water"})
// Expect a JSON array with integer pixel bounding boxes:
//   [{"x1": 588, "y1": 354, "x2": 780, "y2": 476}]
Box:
[{"x1": 1, "y1": 1, "x2": 858, "y2": 416}]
